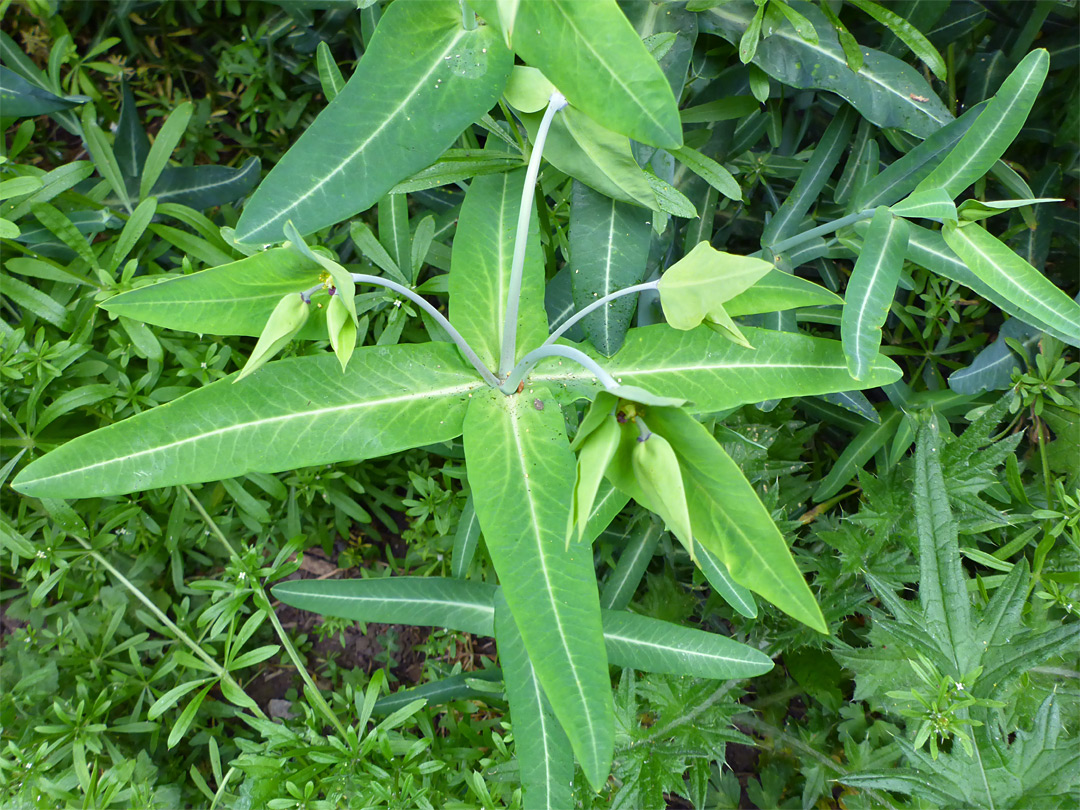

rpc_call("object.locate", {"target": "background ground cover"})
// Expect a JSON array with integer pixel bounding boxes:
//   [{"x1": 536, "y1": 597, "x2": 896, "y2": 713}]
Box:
[{"x1": 1, "y1": 1, "x2": 1078, "y2": 808}]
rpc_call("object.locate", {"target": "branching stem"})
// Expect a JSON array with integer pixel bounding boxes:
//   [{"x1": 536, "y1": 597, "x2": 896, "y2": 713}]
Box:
[
  {"x1": 500, "y1": 344, "x2": 617, "y2": 395},
  {"x1": 545, "y1": 281, "x2": 658, "y2": 346}
]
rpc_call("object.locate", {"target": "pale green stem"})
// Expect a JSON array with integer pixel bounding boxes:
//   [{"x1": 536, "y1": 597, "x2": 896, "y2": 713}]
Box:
[
  {"x1": 499, "y1": 91, "x2": 568, "y2": 376},
  {"x1": 71, "y1": 535, "x2": 268, "y2": 720},
  {"x1": 304, "y1": 274, "x2": 500, "y2": 387},
  {"x1": 499, "y1": 344, "x2": 617, "y2": 395},
  {"x1": 544, "y1": 281, "x2": 659, "y2": 346},
  {"x1": 182, "y1": 486, "x2": 348, "y2": 738},
  {"x1": 769, "y1": 209, "x2": 875, "y2": 254}
]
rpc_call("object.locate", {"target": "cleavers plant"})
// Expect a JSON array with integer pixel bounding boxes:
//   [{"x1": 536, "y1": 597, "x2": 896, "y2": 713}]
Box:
[{"x1": 10, "y1": 0, "x2": 1080, "y2": 803}]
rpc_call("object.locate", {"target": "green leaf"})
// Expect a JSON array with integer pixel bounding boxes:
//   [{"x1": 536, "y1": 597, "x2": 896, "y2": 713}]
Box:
[
  {"x1": 494, "y1": 591, "x2": 574, "y2": 810},
  {"x1": 12, "y1": 344, "x2": 483, "y2": 499},
  {"x1": 850, "y1": 101, "x2": 987, "y2": 213},
  {"x1": 678, "y1": 95, "x2": 759, "y2": 124},
  {"x1": 739, "y1": 1, "x2": 765, "y2": 64},
  {"x1": 138, "y1": 101, "x2": 193, "y2": 201},
  {"x1": 813, "y1": 408, "x2": 902, "y2": 501},
  {"x1": 913, "y1": 417, "x2": 976, "y2": 673},
  {"x1": 903, "y1": 223, "x2": 1078, "y2": 346},
  {"x1": 101, "y1": 247, "x2": 325, "y2": 337},
  {"x1": 671, "y1": 145, "x2": 741, "y2": 201},
  {"x1": 761, "y1": 105, "x2": 856, "y2": 249},
  {"x1": 502, "y1": 64, "x2": 556, "y2": 113},
  {"x1": 570, "y1": 415, "x2": 621, "y2": 543},
  {"x1": 534, "y1": 326, "x2": 903, "y2": 410},
  {"x1": 451, "y1": 496, "x2": 482, "y2": 579},
  {"x1": 149, "y1": 157, "x2": 262, "y2": 210},
  {"x1": 723, "y1": 269, "x2": 842, "y2": 316},
  {"x1": 647, "y1": 407, "x2": 827, "y2": 633},
  {"x1": 658, "y1": 242, "x2": 774, "y2": 330},
  {"x1": 601, "y1": 609, "x2": 773, "y2": 678},
  {"x1": 956, "y1": 197, "x2": 1061, "y2": 222},
  {"x1": 914, "y1": 50, "x2": 1049, "y2": 198},
  {"x1": 949, "y1": 316, "x2": 1042, "y2": 395},
  {"x1": 848, "y1": 0, "x2": 946, "y2": 80},
  {"x1": 235, "y1": 0, "x2": 512, "y2": 243},
  {"x1": 389, "y1": 149, "x2": 524, "y2": 195},
  {"x1": 315, "y1": 40, "x2": 346, "y2": 102},
  {"x1": 449, "y1": 168, "x2": 548, "y2": 369},
  {"x1": 569, "y1": 182, "x2": 653, "y2": 356},
  {"x1": 501, "y1": 0, "x2": 682, "y2": 148},
  {"x1": 273, "y1": 577, "x2": 497, "y2": 635},
  {"x1": 701, "y1": 1, "x2": 951, "y2": 138},
  {"x1": 599, "y1": 517, "x2": 663, "y2": 611},
  {"x1": 696, "y1": 544, "x2": 758, "y2": 618},
  {"x1": 941, "y1": 222, "x2": 1080, "y2": 344},
  {"x1": 889, "y1": 188, "x2": 957, "y2": 222},
  {"x1": 818, "y1": 1, "x2": 862, "y2": 72},
  {"x1": 378, "y1": 193, "x2": 411, "y2": 277},
  {"x1": 517, "y1": 105, "x2": 658, "y2": 210},
  {"x1": 80, "y1": 105, "x2": 131, "y2": 213},
  {"x1": 0, "y1": 64, "x2": 87, "y2": 117},
  {"x1": 463, "y1": 385, "x2": 613, "y2": 790},
  {"x1": 632, "y1": 431, "x2": 694, "y2": 555},
  {"x1": 842, "y1": 207, "x2": 909, "y2": 380}
]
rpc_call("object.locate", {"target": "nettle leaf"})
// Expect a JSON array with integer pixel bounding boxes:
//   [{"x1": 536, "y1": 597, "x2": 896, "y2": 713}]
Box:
[
  {"x1": 101, "y1": 247, "x2": 326, "y2": 338},
  {"x1": 842, "y1": 207, "x2": 909, "y2": 380},
  {"x1": 493, "y1": 591, "x2": 574, "y2": 810},
  {"x1": 235, "y1": 0, "x2": 512, "y2": 244},
  {"x1": 12, "y1": 345, "x2": 483, "y2": 499},
  {"x1": 534, "y1": 326, "x2": 902, "y2": 410},
  {"x1": 449, "y1": 168, "x2": 547, "y2": 369},
  {"x1": 700, "y1": 0, "x2": 951, "y2": 138},
  {"x1": 482, "y1": 0, "x2": 682, "y2": 148},
  {"x1": 570, "y1": 182, "x2": 654, "y2": 357},
  {"x1": 914, "y1": 49, "x2": 1049, "y2": 199},
  {"x1": 463, "y1": 385, "x2": 613, "y2": 790}
]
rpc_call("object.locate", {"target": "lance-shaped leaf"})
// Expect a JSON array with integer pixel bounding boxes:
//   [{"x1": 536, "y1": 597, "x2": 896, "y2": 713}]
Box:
[
  {"x1": 463, "y1": 385, "x2": 613, "y2": 790},
  {"x1": 948, "y1": 317, "x2": 1043, "y2": 395},
  {"x1": 234, "y1": 0, "x2": 512, "y2": 244},
  {"x1": 701, "y1": 1, "x2": 951, "y2": 138},
  {"x1": 842, "y1": 207, "x2": 909, "y2": 380},
  {"x1": 12, "y1": 344, "x2": 483, "y2": 499},
  {"x1": 450, "y1": 169, "x2": 548, "y2": 369},
  {"x1": 481, "y1": 0, "x2": 681, "y2": 148},
  {"x1": 601, "y1": 609, "x2": 773, "y2": 679},
  {"x1": 494, "y1": 592, "x2": 574, "y2": 810},
  {"x1": 533, "y1": 326, "x2": 903, "y2": 410},
  {"x1": 813, "y1": 408, "x2": 902, "y2": 501},
  {"x1": 101, "y1": 248, "x2": 325, "y2": 337},
  {"x1": 273, "y1": 577, "x2": 497, "y2": 635},
  {"x1": 941, "y1": 222, "x2": 1080, "y2": 345},
  {"x1": 914, "y1": 49, "x2": 1048, "y2": 199},
  {"x1": 850, "y1": 101, "x2": 987, "y2": 213},
  {"x1": 903, "y1": 223, "x2": 1078, "y2": 347},
  {"x1": 696, "y1": 545, "x2": 758, "y2": 619},
  {"x1": 847, "y1": 0, "x2": 947, "y2": 80},
  {"x1": 646, "y1": 407, "x2": 827, "y2": 633},
  {"x1": 723, "y1": 269, "x2": 843, "y2": 317},
  {"x1": 957, "y1": 197, "x2": 1062, "y2": 222},
  {"x1": 760, "y1": 105, "x2": 856, "y2": 250},
  {"x1": 0, "y1": 65, "x2": 89, "y2": 117},
  {"x1": 149, "y1": 158, "x2": 262, "y2": 211},
  {"x1": 599, "y1": 517, "x2": 663, "y2": 612},
  {"x1": 570, "y1": 182, "x2": 653, "y2": 357}
]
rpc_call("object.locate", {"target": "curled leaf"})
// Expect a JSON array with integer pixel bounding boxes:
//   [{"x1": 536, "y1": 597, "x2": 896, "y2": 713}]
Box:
[
  {"x1": 658, "y1": 241, "x2": 773, "y2": 330},
  {"x1": 569, "y1": 415, "x2": 621, "y2": 544},
  {"x1": 327, "y1": 294, "x2": 357, "y2": 372},
  {"x1": 632, "y1": 432, "x2": 694, "y2": 559}
]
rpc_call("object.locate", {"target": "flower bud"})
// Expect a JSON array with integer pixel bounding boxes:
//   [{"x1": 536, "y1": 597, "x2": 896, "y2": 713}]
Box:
[{"x1": 235, "y1": 293, "x2": 309, "y2": 382}]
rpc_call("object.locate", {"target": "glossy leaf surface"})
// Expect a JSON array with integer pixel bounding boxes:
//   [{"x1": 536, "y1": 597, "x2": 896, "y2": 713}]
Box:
[
  {"x1": 450, "y1": 169, "x2": 547, "y2": 368},
  {"x1": 842, "y1": 207, "x2": 909, "y2": 380},
  {"x1": 463, "y1": 385, "x2": 613, "y2": 790},
  {"x1": 235, "y1": 0, "x2": 511, "y2": 243},
  {"x1": 13, "y1": 345, "x2": 483, "y2": 499}
]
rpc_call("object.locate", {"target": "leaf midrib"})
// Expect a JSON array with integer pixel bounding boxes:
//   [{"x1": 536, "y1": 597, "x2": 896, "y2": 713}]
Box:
[
  {"x1": 247, "y1": 26, "x2": 469, "y2": 240},
  {"x1": 23, "y1": 380, "x2": 482, "y2": 489}
]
